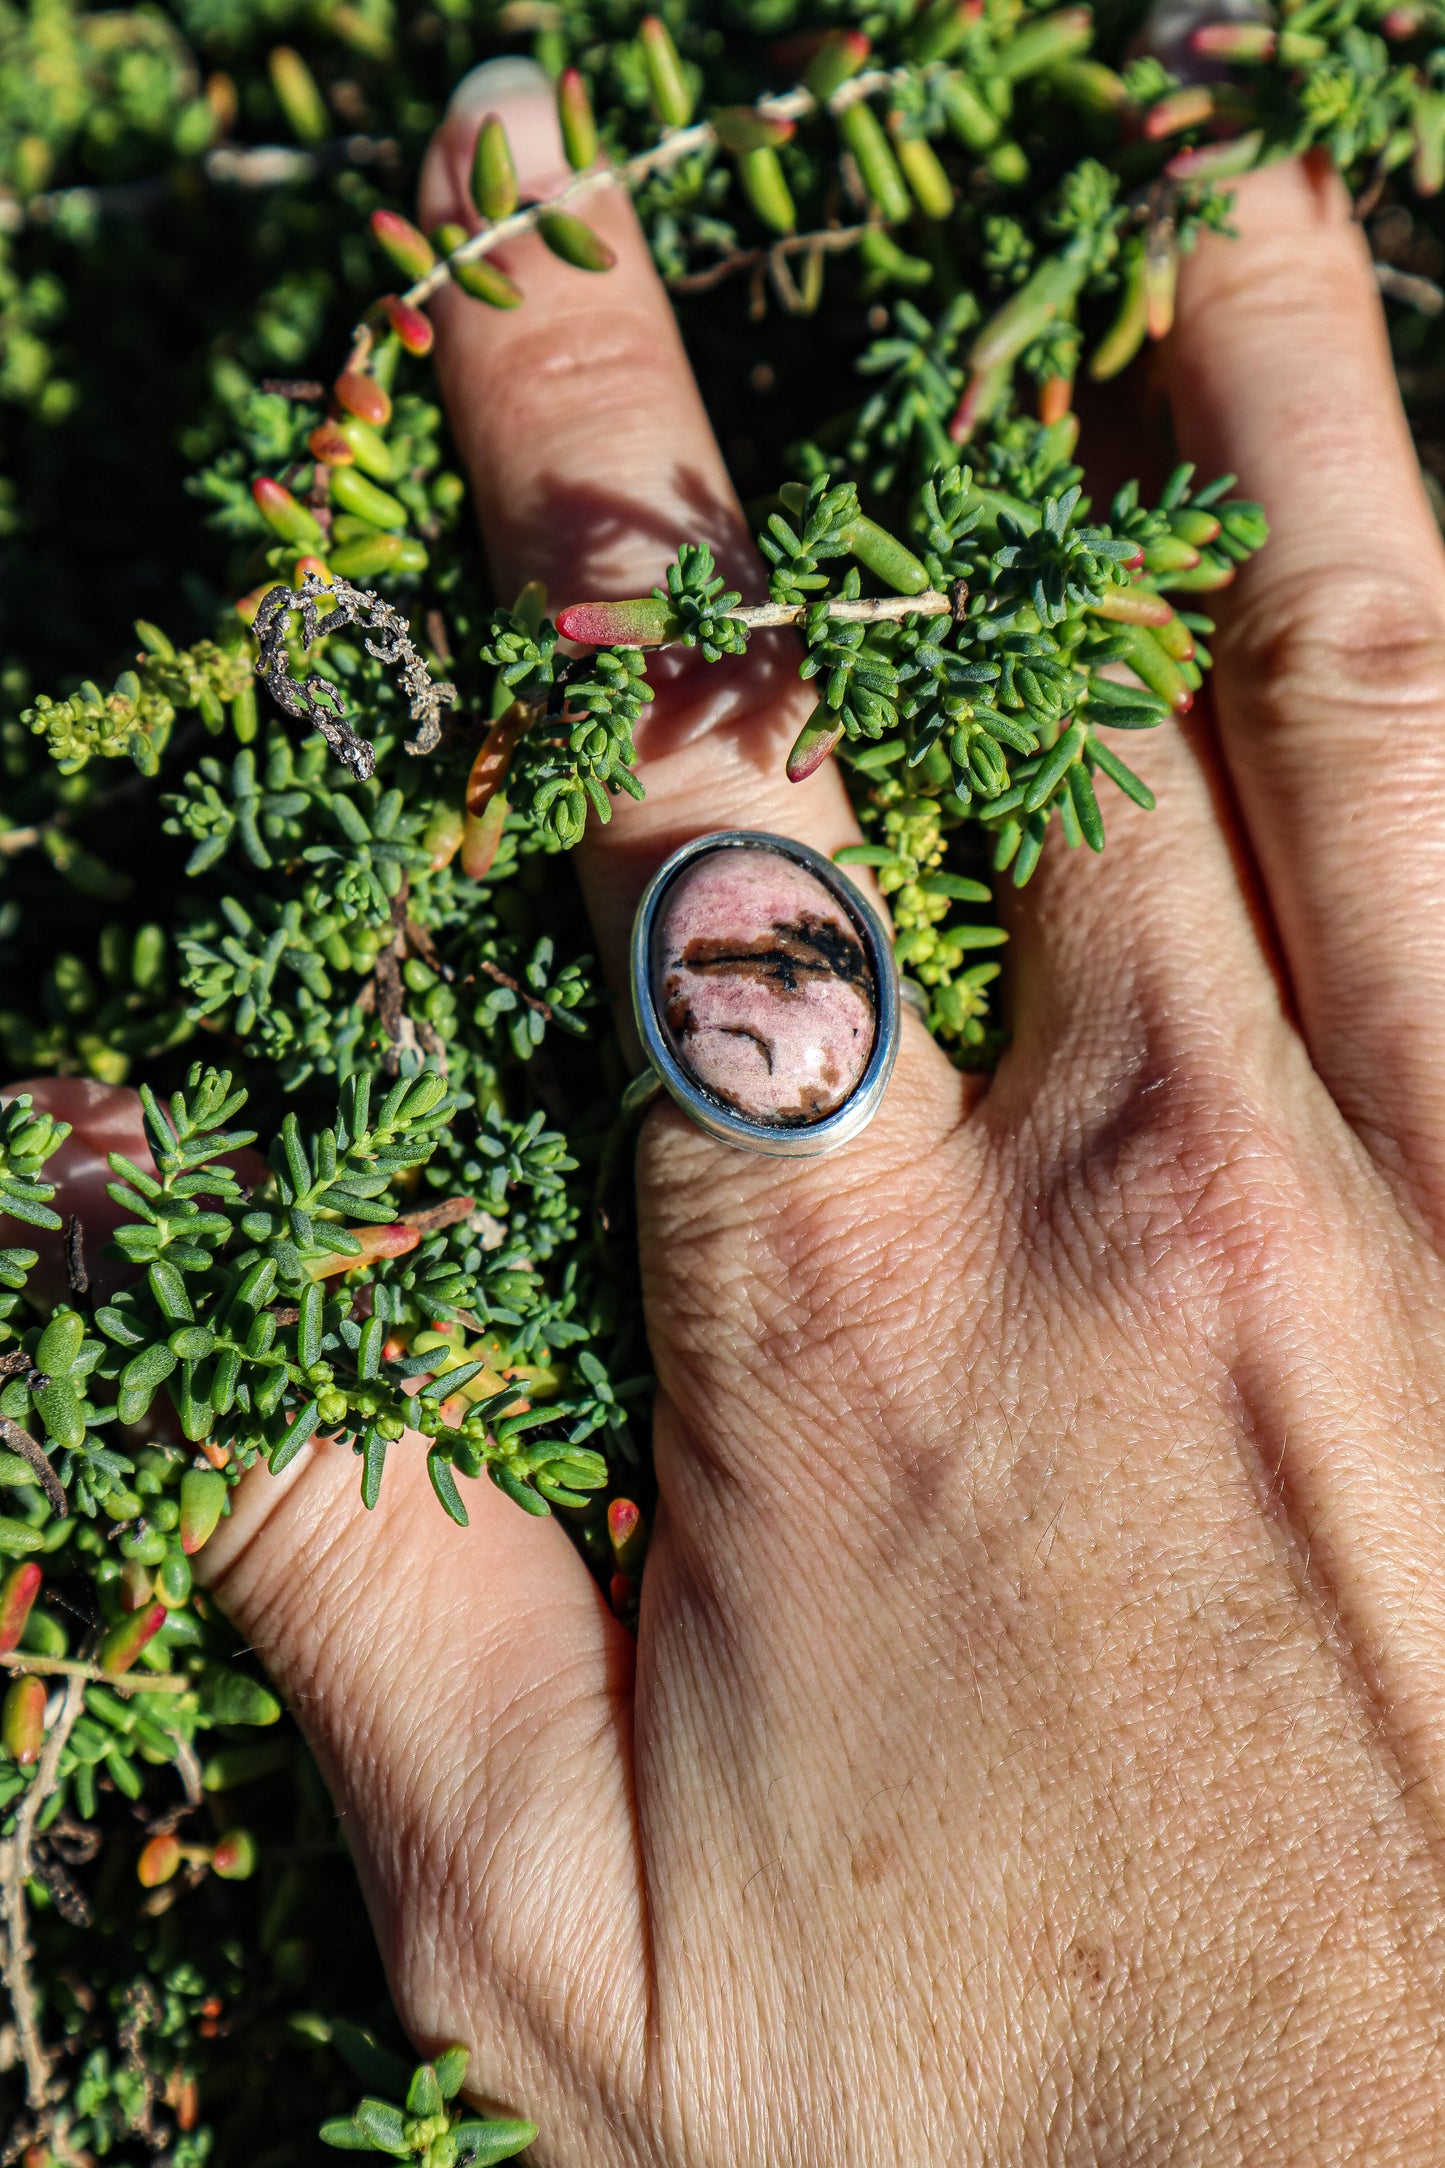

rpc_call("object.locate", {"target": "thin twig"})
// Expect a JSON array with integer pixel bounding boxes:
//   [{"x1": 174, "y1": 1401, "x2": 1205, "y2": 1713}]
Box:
[
  {"x1": 554, "y1": 585, "x2": 967, "y2": 657},
  {"x1": 729, "y1": 589, "x2": 959, "y2": 630},
  {"x1": 163, "y1": 1731, "x2": 204, "y2": 1808},
  {"x1": 399, "y1": 1196, "x2": 478, "y2": 1235},
  {"x1": 1375, "y1": 260, "x2": 1445, "y2": 314},
  {"x1": 403, "y1": 915, "x2": 444, "y2": 974},
  {"x1": 64, "y1": 1217, "x2": 88, "y2": 1300},
  {"x1": 0, "y1": 136, "x2": 398, "y2": 237},
  {"x1": 667, "y1": 220, "x2": 869, "y2": 296},
  {"x1": 0, "y1": 1671, "x2": 86, "y2": 2109},
  {"x1": 253, "y1": 572, "x2": 457, "y2": 776},
  {"x1": 380, "y1": 68, "x2": 903, "y2": 340},
  {"x1": 0, "y1": 1652, "x2": 188, "y2": 1693},
  {"x1": 473, "y1": 956, "x2": 553, "y2": 1022},
  {"x1": 374, "y1": 888, "x2": 410, "y2": 1077},
  {"x1": 0, "y1": 1421, "x2": 66, "y2": 1518},
  {"x1": 116, "y1": 1981, "x2": 161, "y2": 2143},
  {"x1": 1354, "y1": 149, "x2": 1395, "y2": 223}
]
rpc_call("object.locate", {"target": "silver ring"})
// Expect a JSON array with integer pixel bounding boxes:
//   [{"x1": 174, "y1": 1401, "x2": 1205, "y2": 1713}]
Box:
[{"x1": 629, "y1": 829, "x2": 900, "y2": 1159}]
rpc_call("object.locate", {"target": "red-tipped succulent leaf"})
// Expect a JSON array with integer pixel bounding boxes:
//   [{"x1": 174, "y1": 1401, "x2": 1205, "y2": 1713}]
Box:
[
  {"x1": 382, "y1": 296, "x2": 434, "y2": 354},
  {"x1": 334, "y1": 370, "x2": 392, "y2": 426},
  {"x1": 1189, "y1": 20, "x2": 1276, "y2": 57},
  {"x1": 3, "y1": 1674, "x2": 47, "y2": 1766},
  {"x1": 138, "y1": 1833, "x2": 182, "y2": 1887},
  {"x1": 307, "y1": 423, "x2": 354, "y2": 466},
  {"x1": 370, "y1": 208, "x2": 436, "y2": 284},
  {"x1": 555, "y1": 597, "x2": 679, "y2": 647},
  {"x1": 0, "y1": 1561, "x2": 42, "y2": 1655},
  {"x1": 98, "y1": 1599, "x2": 167, "y2": 1675},
  {"x1": 786, "y1": 709, "x2": 846, "y2": 783}
]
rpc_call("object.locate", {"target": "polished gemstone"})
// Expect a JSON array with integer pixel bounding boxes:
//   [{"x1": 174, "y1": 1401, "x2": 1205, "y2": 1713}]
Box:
[{"x1": 654, "y1": 846, "x2": 876, "y2": 1125}]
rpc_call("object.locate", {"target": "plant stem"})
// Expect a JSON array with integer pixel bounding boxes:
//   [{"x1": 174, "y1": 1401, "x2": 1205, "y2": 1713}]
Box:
[
  {"x1": 0, "y1": 1651, "x2": 190, "y2": 1693},
  {"x1": 0, "y1": 1672, "x2": 85, "y2": 2111},
  {"x1": 473, "y1": 956, "x2": 554, "y2": 1022},
  {"x1": 1375, "y1": 261, "x2": 1444, "y2": 314},
  {"x1": 0, "y1": 1420, "x2": 66, "y2": 1516},
  {"x1": 666, "y1": 220, "x2": 870, "y2": 297},
  {"x1": 729, "y1": 589, "x2": 958, "y2": 629},
  {"x1": 381, "y1": 69, "x2": 903, "y2": 339},
  {"x1": 0, "y1": 136, "x2": 398, "y2": 237}
]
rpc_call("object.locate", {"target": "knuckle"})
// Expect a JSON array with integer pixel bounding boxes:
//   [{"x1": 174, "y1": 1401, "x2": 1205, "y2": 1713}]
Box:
[
  {"x1": 481, "y1": 308, "x2": 684, "y2": 439},
  {"x1": 1008, "y1": 1011, "x2": 1298, "y2": 1311},
  {"x1": 1225, "y1": 568, "x2": 1445, "y2": 747}
]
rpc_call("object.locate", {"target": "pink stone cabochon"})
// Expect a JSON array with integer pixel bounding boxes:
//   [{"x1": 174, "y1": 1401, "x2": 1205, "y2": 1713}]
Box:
[{"x1": 652, "y1": 846, "x2": 877, "y2": 1126}]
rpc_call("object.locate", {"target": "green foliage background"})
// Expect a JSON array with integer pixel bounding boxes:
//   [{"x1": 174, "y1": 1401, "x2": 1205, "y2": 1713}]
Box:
[{"x1": 1, "y1": 0, "x2": 1444, "y2": 2155}]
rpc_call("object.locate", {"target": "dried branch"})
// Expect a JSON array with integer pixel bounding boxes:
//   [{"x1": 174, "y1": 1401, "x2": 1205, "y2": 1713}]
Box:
[
  {"x1": 0, "y1": 1672, "x2": 86, "y2": 2111},
  {"x1": 729, "y1": 588, "x2": 960, "y2": 630},
  {"x1": 0, "y1": 1420, "x2": 66, "y2": 1518},
  {"x1": 161, "y1": 1730, "x2": 204, "y2": 1809},
  {"x1": 399, "y1": 1195, "x2": 478, "y2": 1235},
  {"x1": 117, "y1": 1981, "x2": 162, "y2": 2143},
  {"x1": 374, "y1": 932, "x2": 407, "y2": 1060},
  {"x1": 358, "y1": 883, "x2": 447, "y2": 1074},
  {"x1": 374, "y1": 888, "x2": 410, "y2": 1076},
  {"x1": 403, "y1": 915, "x2": 445, "y2": 974},
  {"x1": 64, "y1": 1216, "x2": 88, "y2": 1299},
  {"x1": 29, "y1": 1852, "x2": 89, "y2": 1930},
  {"x1": 471, "y1": 956, "x2": 554, "y2": 1023},
  {"x1": 666, "y1": 221, "x2": 869, "y2": 298}
]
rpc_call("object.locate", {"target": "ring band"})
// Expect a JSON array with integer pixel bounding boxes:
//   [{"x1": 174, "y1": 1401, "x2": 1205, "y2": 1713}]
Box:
[{"x1": 629, "y1": 829, "x2": 901, "y2": 1158}]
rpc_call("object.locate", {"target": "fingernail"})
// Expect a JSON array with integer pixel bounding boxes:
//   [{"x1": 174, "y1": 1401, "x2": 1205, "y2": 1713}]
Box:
[
  {"x1": 449, "y1": 57, "x2": 569, "y2": 191},
  {"x1": 447, "y1": 55, "x2": 551, "y2": 120},
  {"x1": 421, "y1": 56, "x2": 570, "y2": 229}
]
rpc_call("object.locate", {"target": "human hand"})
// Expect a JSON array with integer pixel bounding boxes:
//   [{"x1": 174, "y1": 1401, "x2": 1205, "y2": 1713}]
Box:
[{"x1": 188, "y1": 73, "x2": 1445, "y2": 2163}]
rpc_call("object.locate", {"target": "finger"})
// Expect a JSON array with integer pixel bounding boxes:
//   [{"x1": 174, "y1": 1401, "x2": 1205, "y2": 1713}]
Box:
[
  {"x1": 1169, "y1": 152, "x2": 1445, "y2": 1217},
  {"x1": 0, "y1": 1078, "x2": 267, "y2": 1304},
  {"x1": 990, "y1": 700, "x2": 1295, "y2": 1148},
  {"x1": 417, "y1": 58, "x2": 870, "y2": 977},
  {"x1": 980, "y1": 383, "x2": 1291, "y2": 1133},
  {"x1": 420, "y1": 67, "x2": 971, "y2": 1537},
  {"x1": 203, "y1": 1430, "x2": 647, "y2": 2129},
  {"x1": 3, "y1": 1076, "x2": 647, "y2": 2126}
]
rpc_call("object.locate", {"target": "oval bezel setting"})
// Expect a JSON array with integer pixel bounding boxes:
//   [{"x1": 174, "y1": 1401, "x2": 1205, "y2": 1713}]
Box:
[{"x1": 630, "y1": 829, "x2": 901, "y2": 1159}]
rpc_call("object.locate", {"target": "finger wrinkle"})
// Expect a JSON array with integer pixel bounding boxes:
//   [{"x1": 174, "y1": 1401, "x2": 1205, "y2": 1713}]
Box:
[
  {"x1": 452, "y1": 311, "x2": 703, "y2": 428},
  {"x1": 1221, "y1": 564, "x2": 1445, "y2": 730},
  {"x1": 1181, "y1": 225, "x2": 1376, "y2": 334}
]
